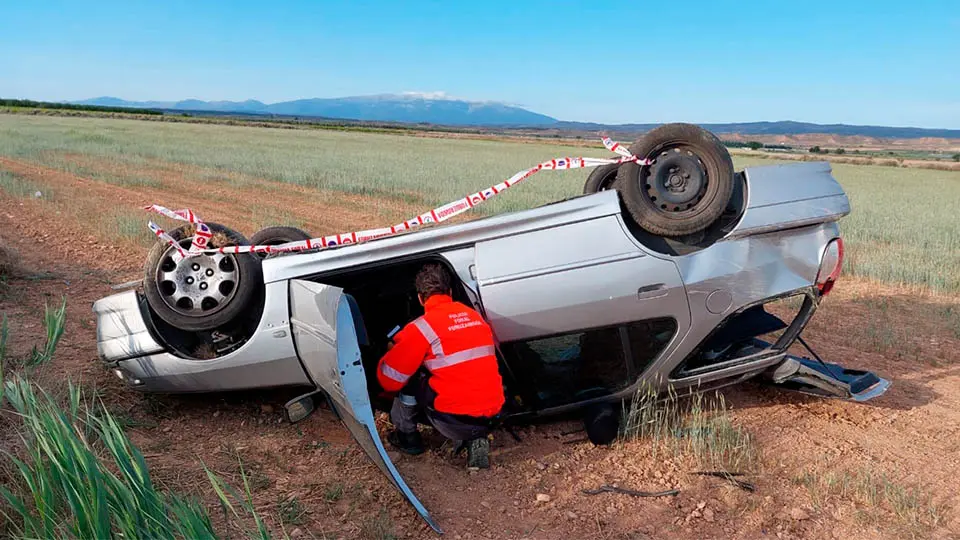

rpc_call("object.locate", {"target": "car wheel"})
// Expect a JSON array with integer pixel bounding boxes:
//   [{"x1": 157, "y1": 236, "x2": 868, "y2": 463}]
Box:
[
  {"x1": 249, "y1": 226, "x2": 312, "y2": 259},
  {"x1": 582, "y1": 162, "x2": 621, "y2": 194},
  {"x1": 616, "y1": 123, "x2": 734, "y2": 237},
  {"x1": 143, "y1": 223, "x2": 261, "y2": 331}
]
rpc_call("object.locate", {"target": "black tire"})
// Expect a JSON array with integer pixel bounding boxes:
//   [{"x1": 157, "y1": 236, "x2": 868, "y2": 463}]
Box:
[
  {"x1": 582, "y1": 162, "x2": 621, "y2": 194},
  {"x1": 582, "y1": 401, "x2": 620, "y2": 446},
  {"x1": 249, "y1": 226, "x2": 312, "y2": 259},
  {"x1": 143, "y1": 223, "x2": 261, "y2": 332},
  {"x1": 616, "y1": 123, "x2": 734, "y2": 237}
]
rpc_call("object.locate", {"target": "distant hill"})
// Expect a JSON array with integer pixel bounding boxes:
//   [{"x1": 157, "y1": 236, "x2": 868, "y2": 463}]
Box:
[
  {"x1": 557, "y1": 120, "x2": 960, "y2": 140},
  {"x1": 71, "y1": 95, "x2": 960, "y2": 139},
  {"x1": 74, "y1": 94, "x2": 557, "y2": 127}
]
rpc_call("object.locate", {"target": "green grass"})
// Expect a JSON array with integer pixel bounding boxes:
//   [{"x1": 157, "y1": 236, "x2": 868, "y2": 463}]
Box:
[
  {"x1": 249, "y1": 206, "x2": 307, "y2": 232},
  {"x1": 0, "y1": 170, "x2": 52, "y2": 200},
  {"x1": 0, "y1": 297, "x2": 67, "y2": 370},
  {"x1": 2, "y1": 114, "x2": 959, "y2": 291},
  {"x1": 836, "y1": 163, "x2": 960, "y2": 292},
  {"x1": 0, "y1": 378, "x2": 220, "y2": 539},
  {"x1": 0, "y1": 316, "x2": 9, "y2": 367},
  {"x1": 99, "y1": 211, "x2": 158, "y2": 246},
  {"x1": 26, "y1": 297, "x2": 67, "y2": 367},
  {"x1": 0, "y1": 114, "x2": 611, "y2": 216},
  {"x1": 0, "y1": 302, "x2": 280, "y2": 539}
]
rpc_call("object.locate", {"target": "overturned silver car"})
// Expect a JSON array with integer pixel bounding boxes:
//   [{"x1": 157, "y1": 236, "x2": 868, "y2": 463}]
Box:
[{"x1": 93, "y1": 124, "x2": 888, "y2": 533}]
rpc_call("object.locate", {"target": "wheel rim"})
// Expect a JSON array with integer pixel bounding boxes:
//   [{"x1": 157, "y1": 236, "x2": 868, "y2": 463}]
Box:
[
  {"x1": 641, "y1": 146, "x2": 709, "y2": 215},
  {"x1": 155, "y1": 238, "x2": 240, "y2": 318},
  {"x1": 599, "y1": 166, "x2": 619, "y2": 190}
]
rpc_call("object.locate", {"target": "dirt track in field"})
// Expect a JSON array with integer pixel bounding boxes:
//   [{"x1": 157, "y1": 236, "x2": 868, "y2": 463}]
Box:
[{"x1": 1, "y1": 156, "x2": 959, "y2": 539}]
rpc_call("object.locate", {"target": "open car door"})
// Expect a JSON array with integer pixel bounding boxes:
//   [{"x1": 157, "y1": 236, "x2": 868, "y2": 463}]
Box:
[{"x1": 288, "y1": 279, "x2": 442, "y2": 534}]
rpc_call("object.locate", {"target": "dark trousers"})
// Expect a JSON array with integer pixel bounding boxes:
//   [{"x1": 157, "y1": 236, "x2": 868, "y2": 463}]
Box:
[{"x1": 390, "y1": 371, "x2": 494, "y2": 442}]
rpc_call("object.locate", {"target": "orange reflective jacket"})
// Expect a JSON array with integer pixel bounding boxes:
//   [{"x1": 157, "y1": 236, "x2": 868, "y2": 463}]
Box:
[{"x1": 376, "y1": 294, "x2": 505, "y2": 418}]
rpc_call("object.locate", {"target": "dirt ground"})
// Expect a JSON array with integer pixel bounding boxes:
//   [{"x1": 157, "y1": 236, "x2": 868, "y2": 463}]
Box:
[{"x1": 1, "y1": 157, "x2": 959, "y2": 539}]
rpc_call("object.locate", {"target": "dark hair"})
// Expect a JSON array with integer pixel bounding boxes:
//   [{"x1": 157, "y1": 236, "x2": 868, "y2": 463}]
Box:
[{"x1": 415, "y1": 263, "x2": 452, "y2": 299}]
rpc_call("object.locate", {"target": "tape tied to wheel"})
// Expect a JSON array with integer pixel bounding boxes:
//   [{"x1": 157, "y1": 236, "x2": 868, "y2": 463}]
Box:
[{"x1": 145, "y1": 137, "x2": 650, "y2": 257}]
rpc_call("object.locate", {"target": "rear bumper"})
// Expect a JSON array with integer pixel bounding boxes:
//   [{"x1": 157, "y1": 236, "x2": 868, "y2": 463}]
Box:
[{"x1": 765, "y1": 355, "x2": 890, "y2": 402}]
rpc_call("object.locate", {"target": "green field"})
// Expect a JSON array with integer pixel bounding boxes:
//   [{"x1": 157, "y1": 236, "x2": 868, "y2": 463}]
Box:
[{"x1": 2, "y1": 114, "x2": 959, "y2": 292}]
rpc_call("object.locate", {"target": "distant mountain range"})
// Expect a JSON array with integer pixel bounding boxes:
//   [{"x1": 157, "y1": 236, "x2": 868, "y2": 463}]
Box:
[
  {"x1": 74, "y1": 93, "x2": 556, "y2": 127},
  {"x1": 555, "y1": 120, "x2": 960, "y2": 140},
  {"x1": 73, "y1": 95, "x2": 960, "y2": 139}
]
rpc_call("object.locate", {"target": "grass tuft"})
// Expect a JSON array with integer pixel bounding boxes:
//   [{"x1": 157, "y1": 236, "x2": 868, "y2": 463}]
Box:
[
  {"x1": 795, "y1": 466, "x2": 946, "y2": 536},
  {"x1": 202, "y1": 457, "x2": 273, "y2": 540},
  {"x1": 620, "y1": 384, "x2": 759, "y2": 473},
  {"x1": 25, "y1": 297, "x2": 67, "y2": 367},
  {"x1": 360, "y1": 508, "x2": 397, "y2": 540},
  {"x1": 0, "y1": 377, "x2": 217, "y2": 538},
  {"x1": 324, "y1": 482, "x2": 344, "y2": 502},
  {"x1": 0, "y1": 376, "x2": 284, "y2": 538},
  {"x1": 0, "y1": 305, "x2": 281, "y2": 539},
  {"x1": 278, "y1": 495, "x2": 306, "y2": 525}
]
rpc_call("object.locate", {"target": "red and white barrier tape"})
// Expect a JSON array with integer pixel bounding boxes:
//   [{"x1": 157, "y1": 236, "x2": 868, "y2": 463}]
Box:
[{"x1": 145, "y1": 137, "x2": 648, "y2": 257}]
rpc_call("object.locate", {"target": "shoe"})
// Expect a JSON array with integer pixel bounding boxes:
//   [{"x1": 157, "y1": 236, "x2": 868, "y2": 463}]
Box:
[
  {"x1": 466, "y1": 437, "x2": 490, "y2": 470},
  {"x1": 387, "y1": 430, "x2": 425, "y2": 455}
]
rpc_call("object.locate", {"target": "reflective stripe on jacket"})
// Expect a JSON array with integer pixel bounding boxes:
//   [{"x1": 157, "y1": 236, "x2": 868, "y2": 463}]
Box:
[{"x1": 376, "y1": 294, "x2": 505, "y2": 418}]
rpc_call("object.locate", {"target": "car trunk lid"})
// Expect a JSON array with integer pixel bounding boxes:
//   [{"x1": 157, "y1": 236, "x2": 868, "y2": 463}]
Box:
[{"x1": 728, "y1": 161, "x2": 850, "y2": 240}]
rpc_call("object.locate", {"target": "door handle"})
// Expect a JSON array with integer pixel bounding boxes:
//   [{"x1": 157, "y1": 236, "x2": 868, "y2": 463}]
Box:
[{"x1": 637, "y1": 283, "x2": 667, "y2": 300}]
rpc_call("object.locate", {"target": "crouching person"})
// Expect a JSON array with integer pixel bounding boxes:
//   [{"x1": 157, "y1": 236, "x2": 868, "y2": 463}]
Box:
[{"x1": 376, "y1": 263, "x2": 505, "y2": 469}]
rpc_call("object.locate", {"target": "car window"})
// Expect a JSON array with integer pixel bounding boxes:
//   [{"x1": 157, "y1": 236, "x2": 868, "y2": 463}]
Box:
[
  {"x1": 624, "y1": 318, "x2": 678, "y2": 374},
  {"x1": 503, "y1": 319, "x2": 678, "y2": 409},
  {"x1": 503, "y1": 326, "x2": 628, "y2": 408}
]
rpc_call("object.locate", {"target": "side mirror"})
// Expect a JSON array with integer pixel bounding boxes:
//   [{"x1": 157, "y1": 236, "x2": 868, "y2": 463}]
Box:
[{"x1": 284, "y1": 389, "x2": 324, "y2": 423}]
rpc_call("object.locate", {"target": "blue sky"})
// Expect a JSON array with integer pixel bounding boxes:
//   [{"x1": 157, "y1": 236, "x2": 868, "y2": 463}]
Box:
[{"x1": 1, "y1": 1, "x2": 957, "y2": 128}]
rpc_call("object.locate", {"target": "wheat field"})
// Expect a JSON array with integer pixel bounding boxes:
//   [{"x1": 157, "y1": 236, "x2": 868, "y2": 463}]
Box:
[{"x1": 2, "y1": 114, "x2": 958, "y2": 292}]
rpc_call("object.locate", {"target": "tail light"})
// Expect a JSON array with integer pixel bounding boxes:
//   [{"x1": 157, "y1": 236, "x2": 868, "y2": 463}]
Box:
[{"x1": 816, "y1": 238, "x2": 844, "y2": 296}]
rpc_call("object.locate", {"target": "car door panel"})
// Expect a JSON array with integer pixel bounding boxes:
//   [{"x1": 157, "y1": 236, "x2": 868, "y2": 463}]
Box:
[
  {"x1": 475, "y1": 216, "x2": 690, "y2": 343},
  {"x1": 288, "y1": 279, "x2": 441, "y2": 534}
]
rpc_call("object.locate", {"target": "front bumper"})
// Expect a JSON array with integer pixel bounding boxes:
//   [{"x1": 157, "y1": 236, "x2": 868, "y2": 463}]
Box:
[{"x1": 92, "y1": 286, "x2": 313, "y2": 393}]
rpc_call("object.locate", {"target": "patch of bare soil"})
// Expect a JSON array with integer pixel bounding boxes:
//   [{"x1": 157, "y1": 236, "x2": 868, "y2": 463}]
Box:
[
  {"x1": 1, "y1": 168, "x2": 959, "y2": 539},
  {"x1": 0, "y1": 238, "x2": 22, "y2": 277}
]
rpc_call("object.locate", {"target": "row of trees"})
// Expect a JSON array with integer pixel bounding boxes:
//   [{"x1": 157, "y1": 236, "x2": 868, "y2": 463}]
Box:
[
  {"x1": 0, "y1": 98, "x2": 163, "y2": 115},
  {"x1": 724, "y1": 140, "x2": 764, "y2": 150},
  {"x1": 809, "y1": 146, "x2": 848, "y2": 155},
  {"x1": 724, "y1": 141, "x2": 793, "y2": 151},
  {"x1": 810, "y1": 147, "x2": 960, "y2": 162}
]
